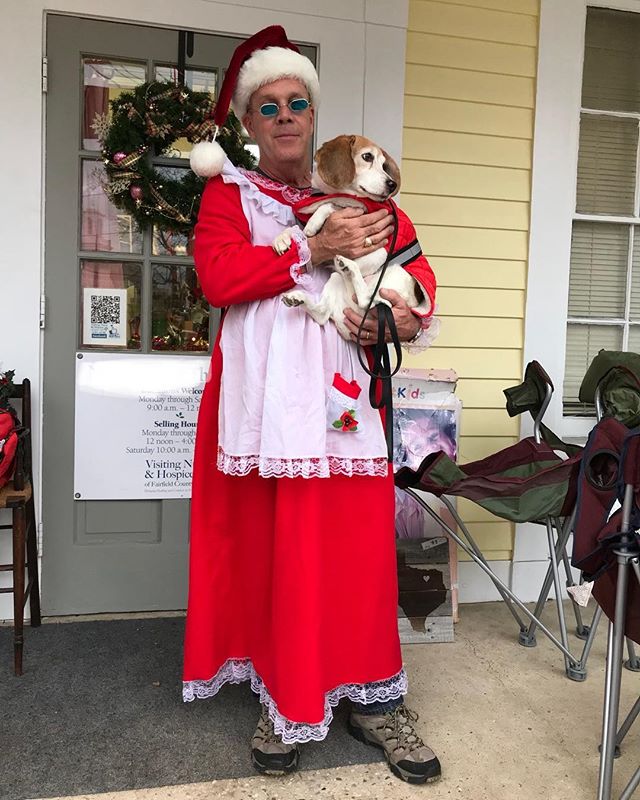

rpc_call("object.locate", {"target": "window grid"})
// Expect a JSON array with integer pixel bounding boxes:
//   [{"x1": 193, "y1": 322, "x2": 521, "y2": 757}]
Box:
[
  {"x1": 566, "y1": 107, "x2": 640, "y2": 402},
  {"x1": 78, "y1": 57, "x2": 219, "y2": 355}
]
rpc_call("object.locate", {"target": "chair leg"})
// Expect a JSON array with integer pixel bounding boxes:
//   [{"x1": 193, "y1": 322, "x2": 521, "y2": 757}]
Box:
[
  {"x1": 25, "y1": 494, "x2": 41, "y2": 627},
  {"x1": 597, "y1": 484, "x2": 635, "y2": 800},
  {"x1": 12, "y1": 504, "x2": 26, "y2": 676},
  {"x1": 624, "y1": 639, "x2": 640, "y2": 671},
  {"x1": 544, "y1": 518, "x2": 572, "y2": 677},
  {"x1": 597, "y1": 576, "x2": 629, "y2": 800}
]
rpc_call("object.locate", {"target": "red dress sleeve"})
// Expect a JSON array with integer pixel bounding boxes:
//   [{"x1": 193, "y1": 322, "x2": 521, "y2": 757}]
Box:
[
  {"x1": 394, "y1": 207, "x2": 437, "y2": 320},
  {"x1": 193, "y1": 176, "x2": 308, "y2": 307}
]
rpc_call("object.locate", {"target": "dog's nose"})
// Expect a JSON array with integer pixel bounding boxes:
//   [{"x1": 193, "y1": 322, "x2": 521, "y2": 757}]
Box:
[{"x1": 386, "y1": 178, "x2": 397, "y2": 192}]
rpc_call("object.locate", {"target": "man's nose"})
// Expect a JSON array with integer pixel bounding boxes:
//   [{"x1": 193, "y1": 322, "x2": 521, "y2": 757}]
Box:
[{"x1": 276, "y1": 105, "x2": 294, "y2": 122}]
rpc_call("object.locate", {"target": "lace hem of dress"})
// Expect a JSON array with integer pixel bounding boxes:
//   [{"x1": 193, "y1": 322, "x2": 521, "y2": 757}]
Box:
[
  {"x1": 217, "y1": 447, "x2": 389, "y2": 478},
  {"x1": 183, "y1": 659, "x2": 408, "y2": 744},
  {"x1": 288, "y1": 226, "x2": 313, "y2": 287}
]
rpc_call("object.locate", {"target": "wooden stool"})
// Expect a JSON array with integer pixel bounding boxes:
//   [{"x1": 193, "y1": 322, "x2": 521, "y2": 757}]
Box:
[{"x1": 0, "y1": 378, "x2": 41, "y2": 675}]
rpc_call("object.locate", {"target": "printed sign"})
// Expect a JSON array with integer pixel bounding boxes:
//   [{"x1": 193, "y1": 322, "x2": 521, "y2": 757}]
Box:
[
  {"x1": 82, "y1": 287, "x2": 127, "y2": 346},
  {"x1": 74, "y1": 352, "x2": 208, "y2": 499}
]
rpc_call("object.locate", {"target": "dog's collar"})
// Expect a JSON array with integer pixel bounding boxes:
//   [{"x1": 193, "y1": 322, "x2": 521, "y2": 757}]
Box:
[{"x1": 293, "y1": 193, "x2": 394, "y2": 219}]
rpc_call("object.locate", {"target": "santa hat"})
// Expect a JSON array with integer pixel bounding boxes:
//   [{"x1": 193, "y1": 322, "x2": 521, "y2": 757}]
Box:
[{"x1": 190, "y1": 25, "x2": 320, "y2": 178}]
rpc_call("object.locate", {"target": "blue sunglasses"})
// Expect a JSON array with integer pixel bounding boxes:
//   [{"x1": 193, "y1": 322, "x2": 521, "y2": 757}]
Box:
[{"x1": 256, "y1": 97, "x2": 311, "y2": 117}]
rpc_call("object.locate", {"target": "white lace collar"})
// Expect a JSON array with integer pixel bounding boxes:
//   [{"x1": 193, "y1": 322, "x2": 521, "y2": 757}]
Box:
[
  {"x1": 242, "y1": 168, "x2": 312, "y2": 204},
  {"x1": 219, "y1": 159, "x2": 311, "y2": 225}
]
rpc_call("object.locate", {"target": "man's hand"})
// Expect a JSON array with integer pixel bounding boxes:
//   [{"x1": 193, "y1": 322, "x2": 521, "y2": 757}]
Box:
[
  {"x1": 343, "y1": 289, "x2": 422, "y2": 344},
  {"x1": 308, "y1": 207, "x2": 394, "y2": 266}
]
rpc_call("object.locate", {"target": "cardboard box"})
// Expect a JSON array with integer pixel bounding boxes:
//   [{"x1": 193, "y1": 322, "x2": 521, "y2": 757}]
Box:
[{"x1": 392, "y1": 368, "x2": 461, "y2": 642}]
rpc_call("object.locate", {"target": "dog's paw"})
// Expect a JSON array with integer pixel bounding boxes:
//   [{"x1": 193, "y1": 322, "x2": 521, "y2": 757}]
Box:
[
  {"x1": 282, "y1": 291, "x2": 306, "y2": 307},
  {"x1": 303, "y1": 221, "x2": 317, "y2": 237},
  {"x1": 334, "y1": 254, "x2": 355, "y2": 274},
  {"x1": 272, "y1": 229, "x2": 294, "y2": 255}
]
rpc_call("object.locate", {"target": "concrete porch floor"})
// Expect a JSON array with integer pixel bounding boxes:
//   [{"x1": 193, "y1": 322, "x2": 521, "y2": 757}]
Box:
[{"x1": 38, "y1": 601, "x2": 639, "y2": 800}]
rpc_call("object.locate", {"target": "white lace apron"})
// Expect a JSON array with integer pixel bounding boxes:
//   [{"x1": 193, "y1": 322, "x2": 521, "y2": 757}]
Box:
[{"x1": 216, "y1": 162, "x2": 388, "y2": 479}]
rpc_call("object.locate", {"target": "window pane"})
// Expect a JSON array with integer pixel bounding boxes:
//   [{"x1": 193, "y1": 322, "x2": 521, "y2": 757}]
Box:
[
  {"x1": 83, "y1": 59, "x2": 146, "y2": 151},
  {"x1": 629, "y1": 229, "x2": 640, "y2": 321},
  {"x1": 582, "y1": 7, "x2": 640, "y2": 113},
  {"x1": 80, "y1": 261, "x2": 142, "y2": 350},
  {"x1": 628, "y1": 325, "x2": 640, "y2": 352},
  {"x1": 153, "y1": 227, "x2": 193, "y2": 257},
  {"x1": 151, "y1": 264, "x2": 209, "y2": 352},
  {"x1": 154, "y1": 67, "x2": 217, "y2": 159},
  {"x1": 576, "y1": 115, "x2": 637, "y2": 215},
  {"x1": 568, "y1": 222, "x2": 629, "y2": 318},
  {"x1": 564, "y1": 324, "x2": 622, "y2": 407},
  {"x1": 154, "y1": 66, "x2": 217, "y2": 96},
  {"x1": 81, "y1": 160, "x2": 143, "y2": 253}
]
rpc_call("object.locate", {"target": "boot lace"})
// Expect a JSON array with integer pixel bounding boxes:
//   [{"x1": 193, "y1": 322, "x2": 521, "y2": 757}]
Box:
[
  {"x1": 381, "y1": 704, "x2": 425, "y2": 754},
  {"x1": 257, "y1": 706, "x2": 280, "y2": 745}
]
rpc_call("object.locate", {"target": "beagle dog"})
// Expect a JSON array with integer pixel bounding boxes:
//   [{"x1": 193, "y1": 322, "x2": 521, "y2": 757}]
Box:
[{"x1": 272, "y1": 134, "x2": 424, "y2": 341}]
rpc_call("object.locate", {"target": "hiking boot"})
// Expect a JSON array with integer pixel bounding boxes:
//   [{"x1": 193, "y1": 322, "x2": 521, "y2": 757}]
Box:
[
  {"x1": 250, "y1": 705, "x2": 299, "y2": 776},
  {"x1": 348, "y1": 704, "x2": 441, "y2": 784}
]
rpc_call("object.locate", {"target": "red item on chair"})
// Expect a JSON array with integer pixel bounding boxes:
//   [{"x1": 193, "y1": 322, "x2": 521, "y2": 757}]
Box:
[{"x1": 0, "y1": 409, "x2": 18, "y2": 490}]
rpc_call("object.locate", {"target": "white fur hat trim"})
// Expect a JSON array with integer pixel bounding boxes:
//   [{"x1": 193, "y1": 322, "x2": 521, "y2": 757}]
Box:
[{"x1": 232, "y1": 46, "x2": 320, "y2": 120}]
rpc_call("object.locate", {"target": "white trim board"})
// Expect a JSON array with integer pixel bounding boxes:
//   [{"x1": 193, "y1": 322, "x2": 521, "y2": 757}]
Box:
[
  {"x1": 0, "y1": 0, "x2": 409, "y2": 621},
  {"x1": 457, "y1": 560, "x2": 513, "y2": 604},
  {"x1": 457, "y1": 558, "x2": 578, "y2": 605},
  {"x1": 524, "y1": 0, "x2": 640, "y2": 444}
]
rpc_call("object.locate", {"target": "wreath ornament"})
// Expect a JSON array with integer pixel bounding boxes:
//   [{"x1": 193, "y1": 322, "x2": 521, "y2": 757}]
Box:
[{"x1": 96, "y1": 81, "x2": 255, "y2": 235}]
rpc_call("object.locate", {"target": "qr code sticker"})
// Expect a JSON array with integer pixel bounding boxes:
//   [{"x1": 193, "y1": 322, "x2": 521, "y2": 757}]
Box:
[{"x1": 91, "y1": 294, "x2": 121, "y2": 325}]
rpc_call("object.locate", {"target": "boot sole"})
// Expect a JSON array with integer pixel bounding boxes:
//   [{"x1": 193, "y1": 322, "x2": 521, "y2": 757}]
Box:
[
  {"x1": 251, "y1": 747, "x2": 299, "y2": 777},
  {"x1": 347, "y1": 720, "x2": 441, "y2": 785}
]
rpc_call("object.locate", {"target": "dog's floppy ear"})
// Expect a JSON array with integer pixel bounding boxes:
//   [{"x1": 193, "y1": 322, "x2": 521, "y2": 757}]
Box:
[
  {"x1": 382, "y1": 149, "x2": 401, "y2": 195},
  {"x1": 315, "y1": 135, "x2": 357, "y2": 190}
]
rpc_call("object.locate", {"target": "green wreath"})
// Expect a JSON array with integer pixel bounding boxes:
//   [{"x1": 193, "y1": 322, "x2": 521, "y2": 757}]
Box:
[{"x1": 96, "y1": 81, "x2": 256, "y2": 234}]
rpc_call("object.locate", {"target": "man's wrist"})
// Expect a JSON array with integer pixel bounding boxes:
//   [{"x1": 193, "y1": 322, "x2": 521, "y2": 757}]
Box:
[
  {"x1": 406, "y1": 318, "x2": 423, "y2": 343},
  {"x1": 308, "y1": 234, "x2": 332, "y2": 266}
]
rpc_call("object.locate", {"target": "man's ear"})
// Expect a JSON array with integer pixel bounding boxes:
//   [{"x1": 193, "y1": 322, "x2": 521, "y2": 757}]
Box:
[
  {"x1": 315, "y1": 135, "x2": 357, "y2": 190},
  {"x1": 242, "y1": 113, "x2": 255, "y2": 140},
  {"x1": 382, "y1": 149, "x2": 401, "y2": 195}
]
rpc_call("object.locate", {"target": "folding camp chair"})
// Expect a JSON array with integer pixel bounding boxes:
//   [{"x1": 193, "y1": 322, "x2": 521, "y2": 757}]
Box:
[
  {"x1": 574, "y1": 353, "x2": 640, "y2": 676},
  {"x1": 396, "y1": 362, "x2": 598, "y2": 681},
  {"x1": 499, "y1": 354, "x2": 640, "y2": 676},
  {"x1": 572, "y1": 420, "x2": 640, "y2": 799}
]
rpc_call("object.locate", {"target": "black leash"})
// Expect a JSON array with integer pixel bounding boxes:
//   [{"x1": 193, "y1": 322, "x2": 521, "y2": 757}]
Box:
[{"x1": 356, "y1": 203, "x2": 402, "y2": 462}]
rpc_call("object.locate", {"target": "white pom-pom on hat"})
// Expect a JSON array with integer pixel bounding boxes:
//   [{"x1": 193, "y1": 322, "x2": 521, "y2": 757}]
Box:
[{"x1": 190, "y1": 140, "x2": 226, "y2": 178}]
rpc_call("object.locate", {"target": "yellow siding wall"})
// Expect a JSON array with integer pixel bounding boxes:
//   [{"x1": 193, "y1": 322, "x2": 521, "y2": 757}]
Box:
[{"x1": 401, "y1": 0, "x2": 539, "y2": 561}]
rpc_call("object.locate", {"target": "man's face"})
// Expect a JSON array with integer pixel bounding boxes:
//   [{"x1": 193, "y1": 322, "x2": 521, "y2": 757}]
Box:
[{"x1": 242, "y1": 77, "x2": 314, "y2": 167}]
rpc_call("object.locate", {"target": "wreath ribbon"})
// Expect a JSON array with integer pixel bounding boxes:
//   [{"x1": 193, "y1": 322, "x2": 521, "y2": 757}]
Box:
[{"x1": 98, "y1": 81, "x2": 255, "y2": 234}]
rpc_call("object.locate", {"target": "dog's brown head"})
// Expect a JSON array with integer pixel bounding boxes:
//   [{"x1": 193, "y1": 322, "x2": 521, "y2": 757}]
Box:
[{"x1": 312, "y1": 134, "x2": 401, "y2": 201}]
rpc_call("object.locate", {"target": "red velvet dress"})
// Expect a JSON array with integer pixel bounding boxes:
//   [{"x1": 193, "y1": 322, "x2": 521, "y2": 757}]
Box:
[{"x1": 182, "y1": 166, "x2": 437, "y2": 743}]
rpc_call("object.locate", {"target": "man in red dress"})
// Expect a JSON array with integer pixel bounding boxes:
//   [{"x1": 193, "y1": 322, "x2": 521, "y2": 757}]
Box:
[{"x1": 183, "y1": 25, "x2": 441, "y2": 785}]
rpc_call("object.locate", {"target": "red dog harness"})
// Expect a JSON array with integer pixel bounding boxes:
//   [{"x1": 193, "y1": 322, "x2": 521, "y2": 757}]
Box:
[{"x1": 292, "y1": 194, "x2": 423, "y2": 270}]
